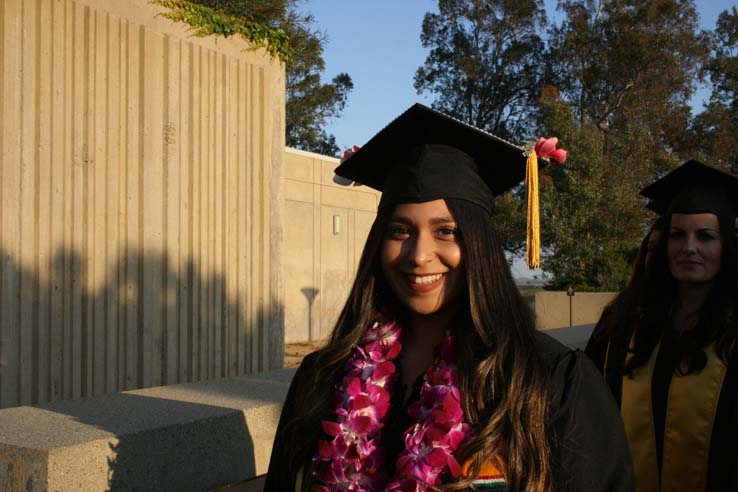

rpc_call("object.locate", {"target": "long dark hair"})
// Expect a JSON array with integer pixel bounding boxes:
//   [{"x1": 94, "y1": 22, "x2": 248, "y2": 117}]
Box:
[
  {"x1": 625, "y1": 213, "x2": 738, "y2": 375},
  {"x1": 282, "y1": 198, "x2": 553, "y2": 492},
  {"x1": 590, "y1": 222, "x2": 663, "y2": 347}
]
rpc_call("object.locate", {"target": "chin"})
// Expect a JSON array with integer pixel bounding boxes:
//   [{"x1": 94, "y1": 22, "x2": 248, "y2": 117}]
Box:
[
  {"x1": 399, "y1": 297, "x2": 458, "y2": 316},
  {"x1": 674, "y1": 273, "x2": 716, "y2": 285},
  {"x1": 402, "y1": 302, "x2": 444, "y2": 316}
]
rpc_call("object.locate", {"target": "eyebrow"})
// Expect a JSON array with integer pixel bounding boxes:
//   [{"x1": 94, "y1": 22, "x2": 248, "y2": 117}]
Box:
[
  {"x1": 670, "y1": 226, "x2": 720, "y2": 232},
  {"x1": 389, "y1": 215, "x2": 456, "y2": 225}
]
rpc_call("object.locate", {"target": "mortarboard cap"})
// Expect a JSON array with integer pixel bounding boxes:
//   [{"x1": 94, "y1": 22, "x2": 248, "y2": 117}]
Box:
[
  {"x1": 334, "y1": 103, "x2": 564, "y2": 269},
  {"x1": 640, "y1": 160, "x2": 738, "y2": 226},
  {"x1": 333, "y1": 103, "x2": 544, "y2": 215}
]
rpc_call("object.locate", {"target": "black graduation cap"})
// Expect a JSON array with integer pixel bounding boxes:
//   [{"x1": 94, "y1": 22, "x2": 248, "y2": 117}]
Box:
[
  {"x1": 333, "y1": 103, "x2": 542, "y2": 215},
  {"x1": 640, "y1": 160, "x2": 738, "y2": 225}
]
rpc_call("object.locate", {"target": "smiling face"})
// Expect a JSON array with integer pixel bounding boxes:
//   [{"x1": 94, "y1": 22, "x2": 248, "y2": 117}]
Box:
[
  {"x1": 380, "y1": 199, "x2": 465, "y2": 316},
  {"x1": 667, "y1": 213, "x2": 723, "y2": 285}
]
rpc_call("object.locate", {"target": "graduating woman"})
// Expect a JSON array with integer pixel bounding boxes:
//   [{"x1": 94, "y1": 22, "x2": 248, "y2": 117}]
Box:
[
  {"x1": 265, "y1": 104, "x2": 633, "y2": 492},
  {"x1": 592, "y1": 161, "x2": 738, "y2": 491}
]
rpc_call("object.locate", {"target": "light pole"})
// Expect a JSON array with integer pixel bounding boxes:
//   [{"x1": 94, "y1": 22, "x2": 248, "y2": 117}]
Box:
[
  {"x1": 566, "y1": 285, "x2": 575, "y2": 327},
  {"x1": 301, "y1": 287, "x2": 319, "y2": 341}
]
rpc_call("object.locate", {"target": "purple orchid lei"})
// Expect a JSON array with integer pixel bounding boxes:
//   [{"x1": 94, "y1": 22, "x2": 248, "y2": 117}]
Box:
[{"x1": 313, "y1": 314, "x2": 473, "y2": 492}]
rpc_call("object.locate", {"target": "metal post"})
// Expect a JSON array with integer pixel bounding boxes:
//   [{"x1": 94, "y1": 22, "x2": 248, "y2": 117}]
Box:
[{"x1": 301, "y1": 288, "x2": 319, "y2": 341}]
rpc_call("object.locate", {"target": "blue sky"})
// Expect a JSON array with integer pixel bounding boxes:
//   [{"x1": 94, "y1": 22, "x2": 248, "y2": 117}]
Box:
[{"x1": 303, "y1": 0, "x2": 736, "y2": 153}]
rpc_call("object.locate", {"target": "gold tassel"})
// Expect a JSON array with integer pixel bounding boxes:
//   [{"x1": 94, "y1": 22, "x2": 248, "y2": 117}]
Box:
[{"x1": 526, "y1": 149, "x2": 540, "y2": 269}]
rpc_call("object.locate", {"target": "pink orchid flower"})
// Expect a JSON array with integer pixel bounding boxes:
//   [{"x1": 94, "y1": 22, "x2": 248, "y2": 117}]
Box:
[
  {"x1": 535, "y1": 137, "x2": 567, "y2": 164},
  {"x1": 340, "y1": 145, "x2": 361, "y2": 162}
]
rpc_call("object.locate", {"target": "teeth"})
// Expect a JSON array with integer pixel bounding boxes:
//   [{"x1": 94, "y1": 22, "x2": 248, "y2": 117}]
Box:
[{"x1": 410, "y1": 273, "x2": 443, "y2": 284}]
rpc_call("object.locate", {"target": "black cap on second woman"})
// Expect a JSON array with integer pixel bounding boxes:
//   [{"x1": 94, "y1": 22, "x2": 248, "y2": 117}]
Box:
[{"x1": 640, "y1": 160, "x2": 738, "y2": 225}]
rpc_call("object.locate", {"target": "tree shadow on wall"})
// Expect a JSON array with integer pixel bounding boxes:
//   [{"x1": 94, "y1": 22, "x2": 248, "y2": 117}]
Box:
[
  {"x1": 0, "y1": 244, "x2": 283, "y2": 406},
  {"x1": 0, "y1": 244, "x2": 286, "y2": 490}
]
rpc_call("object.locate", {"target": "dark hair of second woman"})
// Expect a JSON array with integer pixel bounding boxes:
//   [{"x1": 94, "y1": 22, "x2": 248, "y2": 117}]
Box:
[
  {"x1": 625, "y1": 213, "x2": 738, "y2": 375},
  {"x1": 280, "y1": 198, "x2": 554, "y2": 492},
  {"x1": 590, "y1": 231, "x2": 654, "y2": 347},
  {"x1": 590, "y1": 221, "x2": 664, "y2": 349}
]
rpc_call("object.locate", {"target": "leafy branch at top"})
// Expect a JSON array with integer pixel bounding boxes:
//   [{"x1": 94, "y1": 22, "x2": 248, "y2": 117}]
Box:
[{"x1": 152, "y1": 0, "x2": 291, "y2": 61}]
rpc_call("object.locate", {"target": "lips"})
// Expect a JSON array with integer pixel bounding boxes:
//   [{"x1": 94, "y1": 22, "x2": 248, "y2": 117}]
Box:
[
  {"x1": 408, "y1": 273, "x2": 443, "y2": 284},
  {"x1": 405, "y1": 273, "x2": 445, "y2": 292}
]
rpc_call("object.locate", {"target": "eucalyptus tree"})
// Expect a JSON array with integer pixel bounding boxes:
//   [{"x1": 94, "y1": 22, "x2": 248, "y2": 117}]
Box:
[
  {"x1": 415, "y1": 0, "x2": 547, "y2": 140},
  {"x1": 684, "y1": 7, "x2": 738, "y2": 173},
  {"x1": 540, "y1": 0, "x2": 709, "y2": 290}
]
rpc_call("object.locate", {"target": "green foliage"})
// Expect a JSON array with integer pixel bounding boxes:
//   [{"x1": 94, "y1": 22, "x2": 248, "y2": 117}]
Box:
[
  {"x1": 286, "y1": 43, "x2": 353, "y2": 155},
  {"x1": 539, "y1": 91, "x2": 651, "y2": 291},
  {"x1": 708, "y1": 7, "x2": 738, "y2": 111},
  {"x1": 548, "y1": 0, "x2": 707, "y2": 135},
  {"x1": 154, "y1": 0, "x2": 353, "y2": 155},
  {"x1": 538, "y1": 0, "x2": 708, "y2": 291},
  {"x1": 415, "y1": 0, "x2": 547, "y2": 139},
  {"x1": 683, "y1": 7, "x2": 738, "y2": 173},
  {"x1": 152, "y1": 0, "x2": 291, "y2": 60}
]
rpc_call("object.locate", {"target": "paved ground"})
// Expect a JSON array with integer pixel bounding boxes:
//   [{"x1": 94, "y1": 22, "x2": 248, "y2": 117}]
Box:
[
  {"x1": 283, "y1": 324, "x2": 596, "y2": 368},
  {"x1": 544, "y1": 323, "x2": 596, "y2": 351},
  {"x1": 284, "y1": 341, "x2": 323, "y2": 368}
]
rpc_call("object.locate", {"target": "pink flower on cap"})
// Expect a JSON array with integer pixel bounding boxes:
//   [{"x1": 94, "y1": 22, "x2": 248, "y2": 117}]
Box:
[
  {"x1": 341, "y1": 145, "x2": 361, "y2": 162},
  {"x1": 535, "y1": 137, "x2": 567, "y2": 164}
]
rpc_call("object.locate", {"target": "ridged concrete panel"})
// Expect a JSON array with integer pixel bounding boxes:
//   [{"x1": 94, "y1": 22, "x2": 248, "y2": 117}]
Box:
[{"x1": 0, "y1": 0, "x2": 285, "y2": 409}]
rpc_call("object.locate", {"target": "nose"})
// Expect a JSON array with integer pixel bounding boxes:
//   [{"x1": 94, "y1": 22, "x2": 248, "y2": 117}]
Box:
[
  {"x1": 407, "y1": 231, "x2": 435, "y2": 265},
  {"x1": 683, "y1": 234, "x2": 698, "y2": 254}
]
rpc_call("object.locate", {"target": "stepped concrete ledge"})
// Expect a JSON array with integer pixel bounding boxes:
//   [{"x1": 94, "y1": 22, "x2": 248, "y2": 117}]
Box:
[{"x1": 0, "y1": 369, "x2": 296, "y2": 492}]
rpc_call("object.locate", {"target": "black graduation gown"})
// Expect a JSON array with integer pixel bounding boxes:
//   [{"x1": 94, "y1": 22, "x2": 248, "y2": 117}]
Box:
[
  {"x1": 585, "y1": 318, "x2": 738, "y2": 491},
  {"x1": 264, "y1": 332, "x2": 634, "y2": 492}
]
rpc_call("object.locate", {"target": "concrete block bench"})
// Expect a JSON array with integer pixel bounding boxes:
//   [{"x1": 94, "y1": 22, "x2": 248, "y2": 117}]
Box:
[{"x1": 0, "y1": 369, "x2": 296, "y2": 491}]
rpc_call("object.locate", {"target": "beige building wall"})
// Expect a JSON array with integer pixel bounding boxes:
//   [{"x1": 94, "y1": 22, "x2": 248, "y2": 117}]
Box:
[
  {"x1": 282, "y1": 148, "x2": 381, "y2": 343},
  {"x1": 534, "y1": 291, "x2": 616, "y2": 330},
  {"x1": 0, "y1": 0, "x2": 285, "y2": 409}
]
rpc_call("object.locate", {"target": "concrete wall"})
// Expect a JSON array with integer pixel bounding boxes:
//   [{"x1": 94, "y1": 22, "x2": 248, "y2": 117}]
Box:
[
  {"x1": 0, "y1": 0, "x2": 285, "y2": 409},
  {"x1": 533, "y1": 291, "x2": 616, "y2": 330},
  {"x1": 0, "y1": 369, "x2": 294, "y2": 491},
  {"x1": 282, "y1": 148, "x2": 381, "y2": 343}
]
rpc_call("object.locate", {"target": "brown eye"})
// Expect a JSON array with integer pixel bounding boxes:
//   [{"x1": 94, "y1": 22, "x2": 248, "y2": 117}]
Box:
[
  {"x1": 434, "y1": 226, "x2": 458, "y2": 241},
  {"x1": 387, "y1": 225, "x2": 411, "y2": 238},
  {"x1": 698, "y1": 231, "x2": 719, "y2": 241}
]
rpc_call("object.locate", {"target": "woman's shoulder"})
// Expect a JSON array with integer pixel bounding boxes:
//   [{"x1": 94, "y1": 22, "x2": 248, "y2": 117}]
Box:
[
  {"x1": 278, "y1": 350, "x2": 323, "y2": 423},
  {"x1": 533, "y1": 330, "x2": 574, "y2": 368},
  {"x1": 533, "y1": 331, "x2": 611, "y2": 406},
  {"x1": 533, "y1": 333, "x2": 635, "y2": 491},
  {"x1": 292, "y1": 350, "x2": 321, "y2": 382}
]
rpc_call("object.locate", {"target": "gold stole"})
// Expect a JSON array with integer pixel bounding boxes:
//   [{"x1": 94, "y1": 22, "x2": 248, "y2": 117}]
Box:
[
  {"x1": 620, "y1": 340, "x2": 727, "y2": 492},
  {"x1": 295, "y1": 466, "x2": 303, "y2": 492}
]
